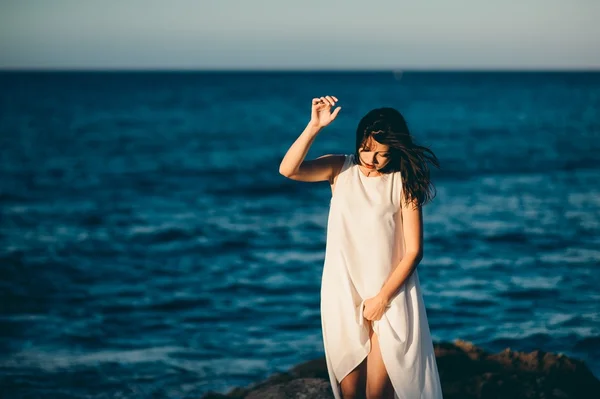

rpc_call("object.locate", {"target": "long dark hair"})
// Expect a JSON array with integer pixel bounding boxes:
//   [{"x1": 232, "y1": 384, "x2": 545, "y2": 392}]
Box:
[{"x1": 353, "y1": 107, "x2": 439, "y2": 207}]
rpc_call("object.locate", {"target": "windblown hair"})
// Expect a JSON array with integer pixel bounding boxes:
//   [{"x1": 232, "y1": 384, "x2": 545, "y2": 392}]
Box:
[{"x1": 353, "y1": 107, "x2": 439, "y2": 207}]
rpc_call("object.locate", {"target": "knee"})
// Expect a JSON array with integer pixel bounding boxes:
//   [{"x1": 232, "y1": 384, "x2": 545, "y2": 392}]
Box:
[
  {"x1": 341, "y1": 390, "x2": 364, "y2": 399},
  {"x1": 366, "y1": 388, "x2": 393, "y2": 399}
]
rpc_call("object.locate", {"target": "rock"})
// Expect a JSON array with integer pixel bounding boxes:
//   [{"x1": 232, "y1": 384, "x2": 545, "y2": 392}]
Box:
[
  {"x1": 245, "y1": 378, "x2": 331, "y2": 399},
  {"x1": 200, "y1": 340, "x2": 600, "y2": 399}
]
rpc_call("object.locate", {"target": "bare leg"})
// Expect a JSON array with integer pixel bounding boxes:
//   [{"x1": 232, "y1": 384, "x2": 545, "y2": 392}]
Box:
[
  {"x1": 339, "y1": 354, "x2": 367, "y2": 399},
  {"x1": 366, "y1": 322, "x2": 395, "y2": 399}
]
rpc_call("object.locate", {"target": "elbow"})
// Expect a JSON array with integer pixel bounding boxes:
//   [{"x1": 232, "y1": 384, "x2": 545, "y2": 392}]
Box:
[
  {"x1": 279, "y1": 162, "x2": 296, "y2": 178},
  {"x1": 279, "y1": 165, "x2": 291, "y2": 178},
  {"x1": 416, "y1": 250, "x2": 424, "y2": 264},
  {"x1": 406, "y1": 249, "x2": 423, "y2": 264}
]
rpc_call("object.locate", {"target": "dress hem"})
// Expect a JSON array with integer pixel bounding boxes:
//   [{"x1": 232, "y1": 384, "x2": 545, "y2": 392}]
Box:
[{"x1": 334, "y1": 343, "x2": 371, "y2": 384}]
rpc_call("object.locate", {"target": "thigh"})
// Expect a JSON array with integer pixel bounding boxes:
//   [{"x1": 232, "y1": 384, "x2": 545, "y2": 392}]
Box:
[
  {"x1": 340, "y1": 357, "x2": 367, "y2": 399},
  {"x1": 366, "y1": 323, "x2": 395, "y2": 399}
]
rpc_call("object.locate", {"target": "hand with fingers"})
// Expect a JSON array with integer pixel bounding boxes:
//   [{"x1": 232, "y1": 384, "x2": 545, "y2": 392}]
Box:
[{"x1": 310, "y1": 95, "x2": 342, "y2": 128}]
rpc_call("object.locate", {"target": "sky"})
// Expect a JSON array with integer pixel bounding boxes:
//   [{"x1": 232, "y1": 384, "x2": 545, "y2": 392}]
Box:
[{"x1": 0, "y1": 0, "x2": 598, "y2": 70}]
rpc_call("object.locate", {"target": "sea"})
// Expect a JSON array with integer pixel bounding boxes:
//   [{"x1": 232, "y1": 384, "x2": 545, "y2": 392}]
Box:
[{"x1": 1, "y1": 71, "x2": 599, "y2": 398}]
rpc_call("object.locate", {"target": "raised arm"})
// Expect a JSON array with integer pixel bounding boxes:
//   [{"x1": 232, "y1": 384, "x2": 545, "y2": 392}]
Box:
[{"x1": 279, "y1": 95, "x2": 343, "y2": 183}]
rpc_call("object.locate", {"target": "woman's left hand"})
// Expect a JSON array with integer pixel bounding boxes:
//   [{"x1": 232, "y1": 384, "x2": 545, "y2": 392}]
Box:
[{"x1": 362, "y1": 294, "x2": 390, "y2": 322}]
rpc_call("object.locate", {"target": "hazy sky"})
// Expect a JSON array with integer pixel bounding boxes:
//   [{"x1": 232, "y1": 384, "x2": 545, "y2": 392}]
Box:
[{"x1": 1, "y1": 0, "x2": 598, "y2": 70}]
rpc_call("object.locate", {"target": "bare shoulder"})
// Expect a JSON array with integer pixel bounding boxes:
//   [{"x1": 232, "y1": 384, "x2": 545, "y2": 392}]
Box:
[
  {"x1": 318, "y1": 153, "x2": 346, "y2": 166},
  {"x1": 318, "y1": 154, "x2": 346, "y2": 183},
  {"x1": 282, "y1": 153, "x2": 346, "y2": 183}
]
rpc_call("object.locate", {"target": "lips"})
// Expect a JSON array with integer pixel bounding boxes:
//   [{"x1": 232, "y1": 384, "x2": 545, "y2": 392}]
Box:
[{"x1": 364, "y1": 163, "x2": 375, "y2": 169}]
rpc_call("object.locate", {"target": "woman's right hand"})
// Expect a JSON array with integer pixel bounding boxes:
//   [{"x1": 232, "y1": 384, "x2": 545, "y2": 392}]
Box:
[{"x1": 310, "y1": 95, "x2": 341, "y2": 128}]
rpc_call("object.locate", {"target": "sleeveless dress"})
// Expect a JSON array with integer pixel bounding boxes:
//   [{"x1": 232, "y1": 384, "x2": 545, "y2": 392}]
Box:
[{"x1": 320, "y1": 153, "x2": 443, "y2": 399}]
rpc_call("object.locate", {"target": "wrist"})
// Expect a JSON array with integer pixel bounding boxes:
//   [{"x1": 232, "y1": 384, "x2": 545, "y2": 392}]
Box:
[
  {"x1": 378, "y1": 290, "x2": 392, "y2": 305},
  {"x1": 307, "y1": 121, "x2": 323, "y2": 131}
]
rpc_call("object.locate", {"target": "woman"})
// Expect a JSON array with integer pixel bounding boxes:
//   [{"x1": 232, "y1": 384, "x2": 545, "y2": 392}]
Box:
[{"x1": 279, "y1": 95, "x2": 443, "y2": 399}]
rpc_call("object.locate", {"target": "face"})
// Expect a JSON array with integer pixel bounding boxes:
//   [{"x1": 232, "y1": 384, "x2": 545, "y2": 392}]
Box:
[{"x1": 358, "y1": 136, "x2": 391, "y2": 171}]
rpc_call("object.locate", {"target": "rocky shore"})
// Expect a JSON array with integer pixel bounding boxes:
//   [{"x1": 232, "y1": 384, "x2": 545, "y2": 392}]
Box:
[{"x1": 201, "y1": 339, "x2": 599, "y2": 399}]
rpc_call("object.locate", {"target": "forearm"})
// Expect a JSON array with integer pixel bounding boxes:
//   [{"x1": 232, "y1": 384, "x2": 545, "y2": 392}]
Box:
[
  {"x1": 378, "y1": 251, "x2": 422, "y2": 303},
  {"x1": 279, "y1": 122, "x2": 322, "y2": 176}
]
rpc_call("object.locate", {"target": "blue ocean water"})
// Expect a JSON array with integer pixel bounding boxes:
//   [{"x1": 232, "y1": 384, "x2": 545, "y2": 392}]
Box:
[{"x1": 0, "y1": 71, "x2": 599, "y2": 398}]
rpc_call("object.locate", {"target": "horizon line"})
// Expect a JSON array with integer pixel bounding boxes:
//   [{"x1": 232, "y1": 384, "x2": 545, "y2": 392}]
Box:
[{"x1": 1, "y1": 66, "x2": 599, "y2": 73}]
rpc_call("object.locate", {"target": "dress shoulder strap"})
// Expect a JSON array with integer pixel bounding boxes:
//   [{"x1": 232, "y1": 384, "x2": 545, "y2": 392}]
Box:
[
  {"x1": 331, "y1": 154, "x2": 355, "y2": 196},
  {"x1": 342, "y1": 153, "x2": 355, "y2": 173},
  {"x1": 391, "y1": 169, "x2": 404, "y2": 210}
]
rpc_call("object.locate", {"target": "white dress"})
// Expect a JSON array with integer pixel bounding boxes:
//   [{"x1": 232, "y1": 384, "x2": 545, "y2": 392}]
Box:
[{"x1": 320, "y1": 154, "x2": 443, "y2": 399}]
